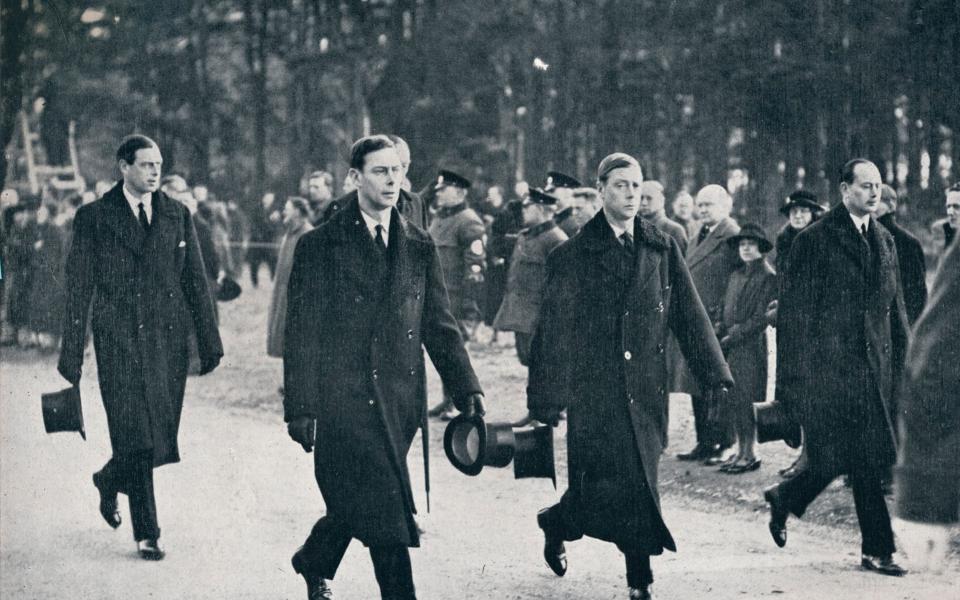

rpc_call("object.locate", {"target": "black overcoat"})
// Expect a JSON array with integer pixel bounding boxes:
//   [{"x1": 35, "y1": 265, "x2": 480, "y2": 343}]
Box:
[
  {"x1": 58, "y1": 183, "x2": 223, "y2": 466},
  {"x1": 877, "y1": 213, "x2": 927, "y2": 324},
  {"x1": 528, "y1": 212, "x2": 732, "y2": 554},
  {"x1": 776, "y1": 204, "x2": 908, "y2": 474},
  {"x1": 283, "y1": 199, "x2": 481, "y2": 548}
]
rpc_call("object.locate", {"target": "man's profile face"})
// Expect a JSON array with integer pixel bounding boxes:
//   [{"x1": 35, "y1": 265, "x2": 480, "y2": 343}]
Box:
[
  {"x1": 353, "y1": 148, "x2": 402, "y2": 211},
  {"x1": 695, "y1": 188, "x2": 730, "y2": 227},
  {"x1": 600, "y1": 164, "x2": 643, "y2": 223},
  {"x1": 946, "y1": 192, "x2": 960, "y2": 228},
  {"x1": 841, "y1": 162, "x2": 882, "y2": 218},
  {"x1": 308, "y1": 177, "x2": 331, "y2": 204},
  {"x1": 638, "y1": 183, "x2": 664, "y2": 219},
  {"x1": 788, "y1": 206, "x2": 813, "y2": 230},
  {"x1": 120, "y1": 146, "x2": 163, "y2": 195}
]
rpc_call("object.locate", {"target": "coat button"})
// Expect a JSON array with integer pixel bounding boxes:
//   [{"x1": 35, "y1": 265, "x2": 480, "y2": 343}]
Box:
[
  {"x1": 355, "y1": 295, "x2": 363, "y2": 303},
  {"x1": 372, "y1": 369, "x2": 379, "y2": 380},
  {"x1": 407, "y1": 329, "x2": 414, "y2": 339},
  {"x1": 627, "y1": 392, "x2": 635, "y2": 403},
  {"x1": 409, "y1": 368, "x2": 416, "y2": 376},
  {"x1": 657, "y1": 343, "x2": 665, "y2": 353},
  {"x1": 138, "y1": 323, "x2": 144, "y2": 330},
  {"x1": 168, "y1": 291, "x2": 174, "y2": 298},
  {"x1": 658, "y1": 386, "x2": 665, "y2": 395},
  {"x1": 654, "y1": 301, "x2": 664, "y2": 313},
  {"x1": 624, "y1": 351, "x2": 632, "y2": 360},
  {"x1": 368, "y1": 399, "x2": 375, "y2": 406},
  {"x1": 623, "y1": 309, "x2": 630, "y2": 317}
]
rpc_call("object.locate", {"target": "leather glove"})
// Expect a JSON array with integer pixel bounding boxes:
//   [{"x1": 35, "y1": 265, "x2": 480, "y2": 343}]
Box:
[
  {"x1": 530, "y1": 407, "x2": 561, "y2": 427},
  {"x1": 199, "y1": 355, "x2": 221, "y2": 376},
  {"x1": 287, "y1": 416, "x2": 315, "y2": 453},
  {"x1": 456, "y1": 393, "x2": 486, "y2": 418}
]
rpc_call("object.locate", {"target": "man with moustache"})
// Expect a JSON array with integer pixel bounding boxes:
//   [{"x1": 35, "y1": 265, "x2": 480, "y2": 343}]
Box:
[
  {"x1": 283, "y1": 135, "x2": 484, "y2": 599},
  {"x1": 764, "y1": 159, "x2": 909, "y2": 576},
  {"x1": 676, "y1": 184, "x2": 741, "y2": 464},
  {"x1": 493, "y1": 187, "x2": 568, "y2": 366},
  {"x1": 528, "y1": 153, "x2": 732, "y2": 599},
  {"x1": 58, "y1": 135, "x2": 223, "y2": 560}
]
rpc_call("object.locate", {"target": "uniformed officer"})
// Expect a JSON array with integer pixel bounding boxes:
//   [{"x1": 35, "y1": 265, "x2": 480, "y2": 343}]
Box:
[
  {"x1": 545, "y1": 171, "x2": 584, "y2": 237},
  {"x1": 427, "y1": 169, "x2": 486, "y2": 419},
  {"x1": 493, "y1": 187, "x2": 568, "y2": 365}
]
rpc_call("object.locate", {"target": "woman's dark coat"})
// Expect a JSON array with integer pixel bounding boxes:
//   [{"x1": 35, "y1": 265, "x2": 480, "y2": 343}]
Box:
[
  {"x1": 283, "y1": 199, "x2": 481, "y2": 548},
  {"x1": 718, "y1": 259, "x2": 777, "y2": 408},
  {"x1": 776, "y1": 204, "x2": 909, "y2": 475},
  {"x1": 27, "y1": 221, "x2": 66, "y2": 334},
  {"x1": 58, "y1": 183, "x2": 223, "y2": 466},
  {"x1": 528, "y1": 212, "x2": 733, "y2": 554}
]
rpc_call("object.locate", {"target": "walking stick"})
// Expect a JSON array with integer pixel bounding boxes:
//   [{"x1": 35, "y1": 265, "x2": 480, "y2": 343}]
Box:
[{"x1": 422, "y1": 412, "x2": 430, "y2": 513}]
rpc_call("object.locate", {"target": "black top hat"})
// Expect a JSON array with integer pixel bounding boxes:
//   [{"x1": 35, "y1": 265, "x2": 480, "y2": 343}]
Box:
[
  {"x1": 443, "y1": 415, "x2": 555, "y2": 487},
  {"x1": 779, "y1": 190, "x2": 822, "y2": 215},
  {"x1": 727, "y1": 223, "x2": 773, "y2": 253},
  {"x1": 217, "y1": 277, "x2": 242, "y2": 302},
  {"x1": 523, "y1": 187, "x2": 558, "y2": 206},
  {"x1": 755, "y1": 400, "x2": 801, "y2": 449},
  {"x1": 545, "y1": 171, "x2": 582, "y2": 190},
  {"x1": 435, "y1": 170, "x2": 472, "y2": 190},
  {"x1": 42, "y1": 386, "x2": 85, "y2": 440}
]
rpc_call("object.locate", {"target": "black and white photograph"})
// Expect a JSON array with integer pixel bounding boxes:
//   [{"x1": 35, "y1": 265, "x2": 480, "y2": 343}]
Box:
[{"x1": 0, "y1": 1, "x2": 958, "y2": 598}]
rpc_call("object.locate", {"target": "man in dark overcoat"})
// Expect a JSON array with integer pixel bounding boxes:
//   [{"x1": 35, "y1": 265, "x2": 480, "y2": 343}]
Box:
[
  {"x1": 877, "y1": 185, "x2": 926, "y2": 324},
  {"x1": 58, "y1": 135, "x2": 223, "y2": 560},
  {"x1": 676, "y1": 184, "x2": 741, "y2": 463},
  {"x1": 527, "y1": 153, "x2": 733, "y2": 600},
  {"x1": 895, "y1": 233, "x2": 959, "y2": 572},
  {"x1": 283, "y1": 135, "x2": 484, "y2": 600},
  {"x1": 764, "y1": 159, "x2": 909, "y2": 576}
]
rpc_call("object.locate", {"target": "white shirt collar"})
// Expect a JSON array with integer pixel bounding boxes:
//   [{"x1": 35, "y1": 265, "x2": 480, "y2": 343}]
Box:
[
  {"x1": 359, "y1": 206, "x2": 392, "y2": 246},
  {"x1": 604, "y1": 210, "x2": 635, "y2": 242},
  {"x1": 849, "y1": 211, "x2": 871, "y2": 234},
  {"x1": 123, "y1": 184, "x2": 152, "y2": 222}
]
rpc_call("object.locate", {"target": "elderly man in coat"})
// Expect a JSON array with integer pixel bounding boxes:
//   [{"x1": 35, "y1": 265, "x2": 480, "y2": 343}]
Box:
[
  {"x1": 527, "y1": 153, "x2": 733, "y2": 600},
  {"x1": 58, "y1": 135, "x2": 223, "y2": 560},
  {"x1": 895, "y1": 234, "x2": 959, "y2": 573},
  {"x1": 764, "y1": 159, "x2": 909, "y2": 576},
  {"x1": 676, "y1": 184, "x2": 741, "y2": 463},
  {"x1": 283, "y1": 135, "x2": 484, "y2": 600}
]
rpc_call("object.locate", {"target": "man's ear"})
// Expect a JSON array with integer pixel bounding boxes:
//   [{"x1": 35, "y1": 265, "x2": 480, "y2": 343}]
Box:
[{"x1": 346, "y1": 168, "x2": 359, "y2": 185}]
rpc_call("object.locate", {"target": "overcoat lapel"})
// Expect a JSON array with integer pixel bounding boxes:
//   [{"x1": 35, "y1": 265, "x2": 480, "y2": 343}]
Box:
[
  {"x1": 686, "y1": 217, "x2": 734, "y2": 268},
  {"x1": 824, "y1": 204, "x2": 872, "y2": 277},
  {"x1": 102, "y1": 185, "x2": 147, "y2": 256}
]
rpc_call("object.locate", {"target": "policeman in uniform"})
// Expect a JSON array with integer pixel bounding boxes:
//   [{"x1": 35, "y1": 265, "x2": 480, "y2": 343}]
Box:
[
  {"x1": 493, "y1": 187, "x2": 568, "y2": 365},
  {"x1": 545, "y1": 171, "x2": 584, "y2": 237},
  {"x1": 427, "y1": 169, "x2": 486, "y2": 419}
]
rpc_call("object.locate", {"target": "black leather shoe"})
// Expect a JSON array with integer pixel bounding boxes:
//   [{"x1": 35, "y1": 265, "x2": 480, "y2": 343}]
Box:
[
  {"x1": 861, "y1": 554, "x2": 906, "y2": 577},
  {"x1": 763, "y1": 485, "x2": 788, "y2": 548},
  {"x1": 629, "y1": 585, "x2": 652, "y2": 599},
  {"x1": 306, "y1": 577, "x2": 334, "y2": 600},
  {"x1": 676, "y1": 444, "x2": 708, "y2": 461},
  {"x1": 92, "y1": 472, "x2": 121, "y2": 529},
  {"x1": 536, "y1": 510, "x2": 567, "y2": 577},
  {"x1": 137, "y1": 539, "x2": 165, "y2": 560}
]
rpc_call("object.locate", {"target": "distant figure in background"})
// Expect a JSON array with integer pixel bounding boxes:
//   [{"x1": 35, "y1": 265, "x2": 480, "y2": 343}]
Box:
[
  {"x1": 670, "y1": 191, "x2": 698, "y2": 240},
  {"x1": 715, "y1": 224, "x2": 777, "y2": 474},
  {"x1": 224, "y1": 197, "x2": 249, "y2": 281},
  {"x1": 246, "y1": 192, "x2": 281, "y2": 287},
  {"x1": 59, "y1": 135, "x2": 222, "y2": 561},
  {"x1": 95, "y1": 179, "x2": 114, "y2": 199},
  {"x1": 895, "y1": 233, "x2": 959, "y2": 574},
  {"x1": 545, "y1": 171, "x2": 584, "y2": 237},
  {"x1": 935, "y1": 183, "x2": 959, "y2": 258},
  {"x1": 493, "y1": 187, "x2": 567, "y2": 366},
  {"x1": 307, "y1": 170, "x2": 336, "y2": 226},
  {"x1": 877, "y1": 185, "x2": 926, "y2": 324},
  {"x1": 485, "y1": 193, "x2": 525, "y2": 342},
  {"x1": 572, "y1": 187, "x2": 601, "y2": 224},
  {"x1": 676, "y1": 184, "x2": 740, "y2": 464},
  {"x1": 639, "y1": 181, "x2": 688, "y2": 253},
  {"x1": 5, "y1": 199, "x2": 38, "y2": 347},
  {"x1": 266, "y1": 197, "x2": 313, "y2": 359},
  {"x1": 27, "y1": 202, "x2": 66, "y2": 352}
]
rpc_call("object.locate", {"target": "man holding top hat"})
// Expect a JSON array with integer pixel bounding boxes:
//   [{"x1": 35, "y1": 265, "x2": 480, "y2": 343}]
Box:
[
  {"x1": 526, "y1": 152, "x2": 733, "y2": 599},
  {"x1": 283, "y1": 136, "x2": 484, "y2": 600},
  {"x1": 57, "y1": 134, "x2": 223, "y2": 560},
  {"x1": 426, "y1": 169, "x2": 486, "y2": 419},
  {"x1": 493, "y1": 187, "x2": 568, "y2": 366}
]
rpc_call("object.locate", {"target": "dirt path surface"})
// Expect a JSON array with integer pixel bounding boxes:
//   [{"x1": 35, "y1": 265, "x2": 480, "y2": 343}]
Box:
[{"x1": 2, "y1": 282, "x2": 957, "y2": 599}]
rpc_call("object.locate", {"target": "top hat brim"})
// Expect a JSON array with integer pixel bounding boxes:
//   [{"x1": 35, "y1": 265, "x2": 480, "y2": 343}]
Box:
[{"x1": 443, "y1": 414, "x2": 487, "y2": 476}]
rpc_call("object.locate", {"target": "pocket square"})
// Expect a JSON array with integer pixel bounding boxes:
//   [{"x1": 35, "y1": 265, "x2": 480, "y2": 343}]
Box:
[{"x1": 178, "y1": 240, "x2": 186, "y2": 248}]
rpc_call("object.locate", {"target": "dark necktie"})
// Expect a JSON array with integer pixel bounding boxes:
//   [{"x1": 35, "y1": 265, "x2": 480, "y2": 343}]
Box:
[
  {"x1": 138, "y1": 202, "x2": 150, "y2": 231},
  {"x1": 860, "y1": 223, "x2": 868, "y2": 238},
  {"x1": 620, "y1": 231, "x2": 634, "y2": 253},
  {"x1": 697, "y1": 225, "x2": 710, "y2": 244},
  {"x1": 375, "y1": 224, "x2": 387, "y2": 255}
]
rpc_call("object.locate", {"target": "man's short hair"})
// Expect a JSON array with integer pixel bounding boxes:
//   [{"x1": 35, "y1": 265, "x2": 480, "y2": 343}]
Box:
[
  {"x1": 288, "y1": 196, "x2": 312, "y2": 219},
  {"x1": 597, "y1": 152, "x2": 641, "y2": 183},
  {"x1": 116, "y1": 135, "x2": 158, "y2": 165},
  {"x1": 349, "y1": 135, "x2": 396, "y2": 171},
  {"x1": 308, "y1": 170, "x2": 333, "y2": 186},
  {"x1": 839, "y1": 158, "x2": 875, "y2": 185}
]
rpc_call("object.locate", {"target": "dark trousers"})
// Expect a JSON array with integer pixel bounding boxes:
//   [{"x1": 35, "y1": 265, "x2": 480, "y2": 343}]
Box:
[
  {"x1": 775, "y1": 466, "x2": 894, "y2": 557},
  {"x1": 293, "y1": 516, "x2": 416, "y2": 600},
  {"x1": 692, "y1": 393, "x2": 733, "y2": 449},
  {"x1": 540, "y1": 502, "x2": 654, "y2": 588},
  {"x1": 97, "y1": 452, "x2": 159, "y2": 542},
  {"x1": 246, "y1": 248, "x2": 277, "y2": 287}
]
